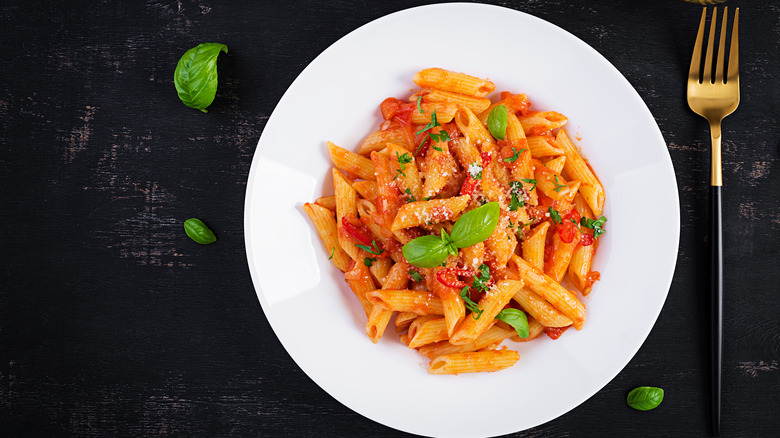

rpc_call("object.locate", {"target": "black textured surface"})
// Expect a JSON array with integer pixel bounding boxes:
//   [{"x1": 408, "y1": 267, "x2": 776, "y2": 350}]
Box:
[{"x1": 1, "y1": 1, "x2": 778, "y2": 437}]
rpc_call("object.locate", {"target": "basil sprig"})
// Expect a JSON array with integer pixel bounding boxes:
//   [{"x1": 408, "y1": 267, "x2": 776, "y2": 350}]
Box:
[
  {"x1": 495, "y1": 308, "x2": 529, "y2": 338},
  {"x1": 174, "y1": 43, "x2": 227, "y2": 113},
  {"x1": 184, "y1": 218, "x2": 216, "y2": 244},
  {"x1": 487, "y1": 105, "x2": 508, "y2": 140},
  {"x1": 402, "y1": 202, "x2": 500, "y2": 268},
  {"x1": 627, "y1": 386, "x2": 664, "y2": 411}
]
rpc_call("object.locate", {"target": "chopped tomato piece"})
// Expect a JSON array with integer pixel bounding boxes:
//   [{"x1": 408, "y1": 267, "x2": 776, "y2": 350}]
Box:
[{"x1": 544, "y1": 326, "x2": 570, "y2": 340}]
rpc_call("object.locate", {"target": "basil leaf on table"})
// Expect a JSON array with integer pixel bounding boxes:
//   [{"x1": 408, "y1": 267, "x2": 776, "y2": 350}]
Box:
[
  {"x1": 627, "y1": 386, "x2": 664, "y2": 411},
  {"x1": 184, "y1": 218, "x2": 217, "y2": 244},
  {"x1": 495, "y1": 308, "x2": 529, "y2": 338},
  {"x1": 401, "y1": 235, "x2": 452, "y2": 268},
  {"x1": 174, "y1": 43, "x2": 227, "y2": 113},
  {"x1": 449, "y1": 202, "x2": 500, "y2": 248},
  {"x1": 487, "y1": 105, "x2": 508, "y2": 140}
]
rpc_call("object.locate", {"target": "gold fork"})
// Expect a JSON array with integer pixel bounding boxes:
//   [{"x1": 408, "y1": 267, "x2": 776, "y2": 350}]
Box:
[{"x1": 686, "y1": 6, "x2": 739, "y2": 436}]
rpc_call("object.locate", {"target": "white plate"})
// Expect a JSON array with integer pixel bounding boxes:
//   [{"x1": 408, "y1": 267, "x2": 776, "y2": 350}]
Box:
[{"x1": 245, "y1": 3, "x2": 679, "y2": 437}]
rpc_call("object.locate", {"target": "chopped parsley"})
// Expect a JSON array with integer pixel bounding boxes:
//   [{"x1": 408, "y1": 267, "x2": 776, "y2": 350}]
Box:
[
  {"x1": 548, "y1": 207, "x2": 562, "y2": 224},
  {"x1": 503, "y1": 147, "x2": 525, "y2": 163},
  {"x1": 408, "y1": 270, "x2": 424, "y2": 283},
  {"x1": 553, "y1": 175, "x2": 566, "y2": 192},
  {"x1": 416, "y1": 95, "x2": 424, "y2": 113},
  {"x1": 471, "y1": 264, "x2": 491, "y2": 293},
  {"x1": 432, "y1": 145, "x2": 443, "y2": 152},
  {"x1": 580, "y1": 216, "x2": 607, "y2": 238},
  {"x1": 460, "y1": 287, "x2": 484, "y2": 320},
  {"x1": 355, "y1": 240, "x2": 384, "y2": 255},
  {"x1": 414, "y1": 110, "x2": 450, "y2": 155},
  {"x1": 509, "y1": 181, "x2": 525, "y2": 212},
  {"x1": 363, "y1": 257, "x2": 376, "y2": 267},
  {"x1": 328, "y1": 247, "x2": 335, "y2": 260},
  {"x1": 520, "y1": 178, "x2": 537, "y2": 191},
  {"x1": 394, "y1": 151, "x2": 413, "y2": 180},
  {"x1": 404, "y1": 188, "x2": 417, "y2": 202}
]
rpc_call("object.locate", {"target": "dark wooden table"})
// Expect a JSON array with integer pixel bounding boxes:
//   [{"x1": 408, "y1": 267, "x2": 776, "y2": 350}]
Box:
[{"x1": 1, "y1": 1, "x2": 778, "y2": 437}]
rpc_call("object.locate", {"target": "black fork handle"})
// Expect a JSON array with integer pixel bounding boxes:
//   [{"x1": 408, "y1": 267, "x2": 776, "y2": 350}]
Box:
[{"x1": 710, "y1": 185, "x2": 723, "y2": 436}]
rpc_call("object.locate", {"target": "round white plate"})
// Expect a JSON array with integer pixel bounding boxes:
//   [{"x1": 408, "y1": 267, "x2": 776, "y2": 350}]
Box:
[{"x1": 245, "y1": 3, "x2": 679, "y2": 437}]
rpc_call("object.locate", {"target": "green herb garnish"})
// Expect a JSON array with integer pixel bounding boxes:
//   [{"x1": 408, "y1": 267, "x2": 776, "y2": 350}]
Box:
[
  {"x1": 416, "y1": 95, "x2": 424, "y2": 113},
  {"x1": 503, "y1": 147, "x2": 525, "y2": 163},
  {"x1": 184, "y1": 218, "x2": 217, "y2": 244},
  {"x1": 402, "y1": 202, "x2": 500, "y2": 268},
  {"x1": 460, "y1": 287, "x2": 484, "y2": 320},
  {"x1": 364, "y1": 257, "x2": 376, "y2": 267},
  {"x1": 174, "y1": 43, "x2": 227, "y2": 113},
  {"x1": 355, "y1": 240, "x2": 384, "y2": 255},
  {"x1": 408, "y1": 270, "x2": 424, "y2": 283},
  {"x1": 553, "y1": 175, "x2": 566, "y2": 192},
  {"x1": 627, "y1": 387, "x2": 664, "y2": 411},
  {"x1": 509, "y1": 181, "x2": 525, "y2": 212},
  {"x1": 548, "y1": 207, "x2": 562, "y2": 224},
  {"x1": 520, "y1": 178, "x2": 537, "y2": 191},
  {"x1": 580, "y1": 216, "x2": 607, "y2": 238},
  {"x1": 328, "y1": 247, "x2": 335, "y2": 260},
  {"x1": 495, "y1": 308, "x2": 529, "y2": 338},
  {"x1": 487, "y1": 105, "x2": 508, "y2": 140}
]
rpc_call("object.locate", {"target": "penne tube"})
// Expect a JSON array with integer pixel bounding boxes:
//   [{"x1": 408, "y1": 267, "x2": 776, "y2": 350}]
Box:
[
  {"x1": 413, "y1": 68, "x2": 496, "y2": 97},
  {"x1": 358, "y1": 127, "x2": 414, "y2": 155},
  {"x1": 556, "y1": 129, "x2": 605, "y2": 216},
  {"x1": 510, "y1": 255, "x2": 585, "y2": 330},
  {"x1": 390, "y1": 195, "x2": 470, "y2": 231},
  {"x1": 477, "y1": 92, "x2": 531, "y2": 125},
  {"x1": 344, "y1": 262, "x2": 377, "y2": 317},
  {"x1": 314, "y1": 195, "x2": 335, "y2": 211},
  {"x1": 412, "y1": 88, "x2": 492, "y2": 114},
  {"x1": 327, "y1": 141, "x2": 376, "y2": 181},
  {"x1": 303, "y1": 202, "x2": 350, "y2": 272},
  {"x1": 395, "y1": 311, "x2": 418, "y2": 333},
  {"x1": 526, "y1": 135, "x2": 564, "y2": 158},
  {"x1": 512, "y1": 287, "x2": 573, "y2": 328},
  {"x1": 522, "y1": 221, "x2": 550, "y2": 271},
  {"x1": 455, "y1": 105, "x2": 493, "y2": 147},
  {"x1": 366, "y1": 290, "x2": 444, "y2": 316},
  {"x1": 387, "y1": 143, "x2": 423, "y2": 201},
  {"x1": 411, "y1": 102, "x2": 458, "y2": 125},
  {"x1": 351, "y1": 180, "x2": 378, "y2": 203},
  {"x1": 428, "y1": 350, "x2": 519, "y2": 375},
  {"x1": 543, "y1": 155, "x2": 567, "y2": 175},
  {"x1": 450, "y1": 280, "x2": 524, "y2": 345},
  {"x1": 333, "y1": 169, "x2": 361, "y2": 262},
  {"x1": 517, "y1": 111, "x2": 568, "y2": 135},
  {"x1": 421, "y1": 128, "x2": 458, "y2": 199},
  {"x1": 418, "y1": 325, "x2": 516, "y2": 359},
  {"x1": 407, "y1": 316, "x2": 449, "y2": 349}
]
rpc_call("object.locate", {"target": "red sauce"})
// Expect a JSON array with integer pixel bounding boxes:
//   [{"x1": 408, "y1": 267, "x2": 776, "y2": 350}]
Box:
[{"x1": 544, "y1": 326, "x2": 571, "y2": 340}]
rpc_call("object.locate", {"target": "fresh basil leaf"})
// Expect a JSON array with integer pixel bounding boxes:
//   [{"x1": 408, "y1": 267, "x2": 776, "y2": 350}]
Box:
[
  {"x1": 184, "y1": 218, "x2": 217, "y2": 244},
  {"x1": 402, "y1": 235, "x2": 451, "y2": 268},
  {"x1": 449, "y1": 202, "x2": 500, "y2": 248},
  {"x1": 495, "y1": 308, "x2": 529, "y2": 338},
  {"x1": 627, "y1": 386, "x2": 664, "y2": 411},
  {"x1": 548, "y1": 207, "x2": 562, "y2": 224},
  {"x1": 408, "y1": 270, "x2": 424, "y2": 283},
  {"x1": 174, "y1": 43, "x2": 227, "y2": 113},
  {"x1": 487, "y1": 105, "x2": 508, "y2": 140}
]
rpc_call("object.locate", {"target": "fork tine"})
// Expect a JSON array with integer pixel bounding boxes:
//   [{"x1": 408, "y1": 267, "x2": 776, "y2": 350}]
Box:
[
  {"x1": 703, "y1": 7, "x2": 718, "y2": 83},
  {"x1": 689, "y1": 8, "x2": 707, "y2": 81},
  {"x1": 727, "y1": 8, "x2": 739, "y2": 82},
  {"x1": 715, "y1": 7, "x2": 728, "y2": 83}
]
